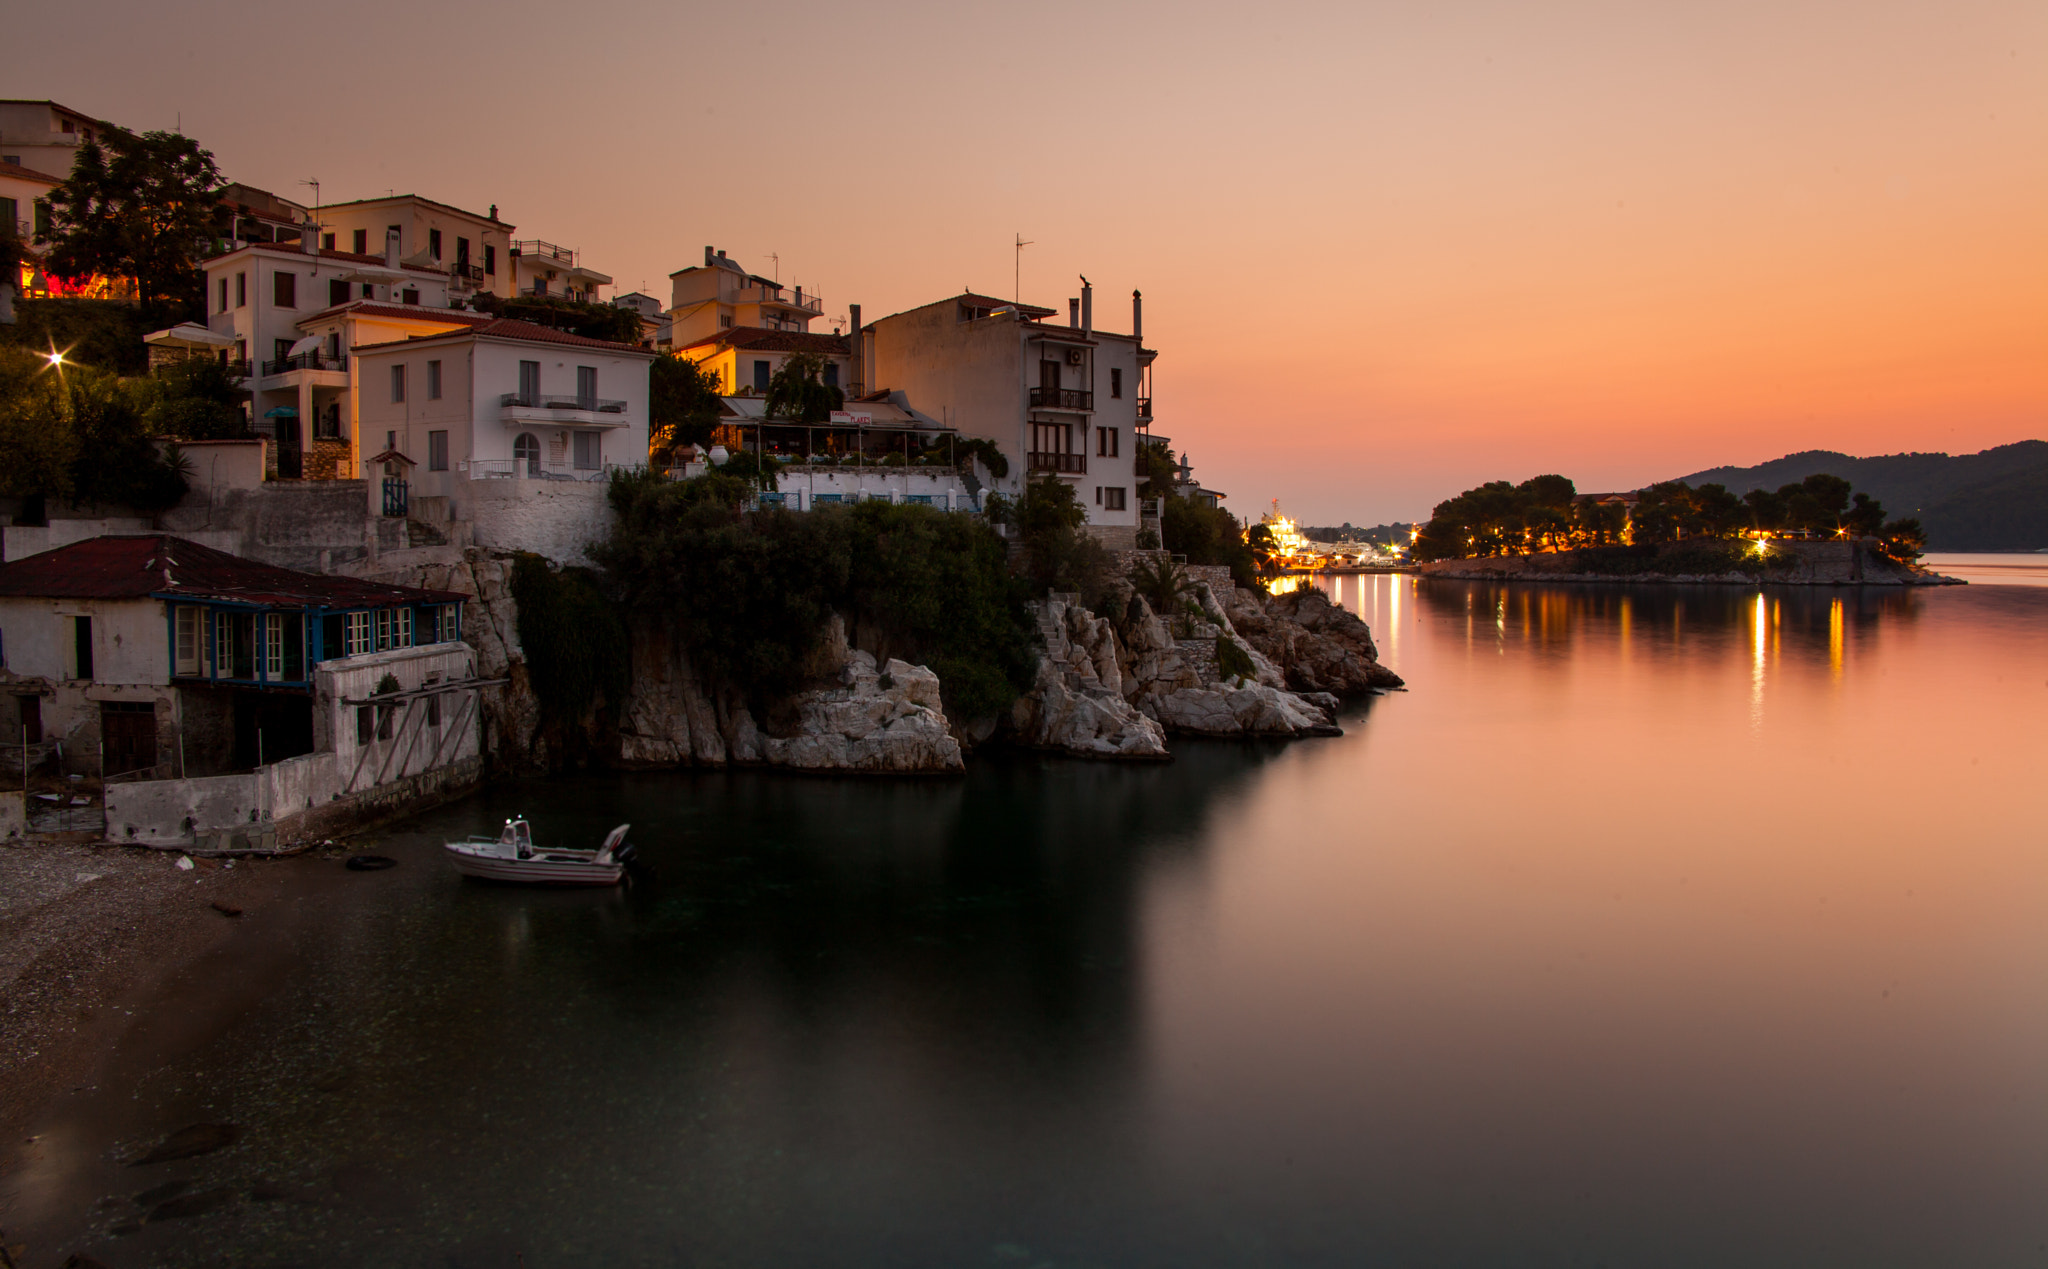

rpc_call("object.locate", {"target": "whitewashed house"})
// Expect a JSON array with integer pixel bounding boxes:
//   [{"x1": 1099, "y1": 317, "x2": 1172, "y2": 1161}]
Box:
[
  {"x1": 510, "y1": 239, "x2": 611, "y2": 303},
  {"x1": 314, "y1": 194, "x2": 515, "y2": 301}
]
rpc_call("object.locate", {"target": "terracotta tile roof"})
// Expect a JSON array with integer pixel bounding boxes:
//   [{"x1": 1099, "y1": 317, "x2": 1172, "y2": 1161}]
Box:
[
  {"x1": 296, "y1": 300, "x2": 493, "y2": 329},
  {"x1": 679, "y1": 326, "x2": 851, "y2": 355},
  {"x1": 0, "y1": 535, "x2": 467, "y2": 608},
  {"x1": 0, "y1": 159, "x2": 60, "y2": 186},
  {"x1": 350, "y1": 317, "x2": 652, "y2": 356},
  {"x1": 201, "y1": 242, "x2": 446, "y2": 275}
]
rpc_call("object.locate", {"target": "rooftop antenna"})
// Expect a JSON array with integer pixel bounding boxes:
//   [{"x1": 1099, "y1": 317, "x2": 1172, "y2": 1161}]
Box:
[
  {"x1": 1014, "y1": 233, "x2": 1034, "y2": 305},
  {"x1": 768, "y1": 252, "x2": 779, "y2": 283},
  {"x1": 298, "y1": 179, "x2": 321, "y2": 222}
]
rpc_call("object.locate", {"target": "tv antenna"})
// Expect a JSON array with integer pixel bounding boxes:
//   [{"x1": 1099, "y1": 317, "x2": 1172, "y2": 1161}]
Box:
[
  {"x1": 298, "y1": 179, "x2": 321, "y2": 219},
  {"x1": 1014, "y1": 233, "x2": 1033, "y2": 304},
  {"x1": 768, "y1": 251, "x2": 779, "y2": 282}
]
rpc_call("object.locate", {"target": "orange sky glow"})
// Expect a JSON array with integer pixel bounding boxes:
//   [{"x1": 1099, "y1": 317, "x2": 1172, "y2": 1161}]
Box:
[{"x1": 16, "y1": 0, "x2": 2046, "y2": 522}]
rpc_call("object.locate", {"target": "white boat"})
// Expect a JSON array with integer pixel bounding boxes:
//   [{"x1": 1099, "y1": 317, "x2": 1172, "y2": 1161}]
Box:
[{"x1": 443, "y1": 817, "x2": 633, "y2": 886}]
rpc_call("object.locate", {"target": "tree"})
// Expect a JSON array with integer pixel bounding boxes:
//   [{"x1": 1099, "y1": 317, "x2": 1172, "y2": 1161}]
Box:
[
  {"x1": 470, "y1": 292, "x2": 642, "y2": 344},
  {"x1": 1136, "y1": 439, "x2": 1178, "y2": 498},
  {"x1": 763, "y1": 352, "x2": 844, "y2": 424},
  {"x1": 1161, "y1": 494, "x2": 1258, "y2": 587},
  {"x1": 46, "y1": 129, "x2": 223, "y2": 322},
  {"x1": 0, "y1": 349, "x2": 187, "y2": 514},
  {"x1": 140, "y1": 357, "x2": 248, "y2": 439},
  {"x1": 649, "y1": 353, "x2": 725, "y2": 462},
  {"x1": 1015, "y1": 473, "x2": 1110, "y2": 596}
]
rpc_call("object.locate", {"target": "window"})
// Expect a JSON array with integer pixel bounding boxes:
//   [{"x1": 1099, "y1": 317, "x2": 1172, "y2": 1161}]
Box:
[
  {"x1": 824, "y1": 362, "x2": 839, "y2": 389},
  {"x1": 401, "y1": 288, "x2": 419, "y2": 305},
  {"x1": 1030, "y1": 422, "x2": 1072, "y2": 454},
  {"x1": 396, "y1": 606, "x2": 412, "y2": 647},
  {"x1": 719, "y1": 313, "x2": 734, "y2": 328},
  {"x1": 174, "y1": 607, "x2": 200, "y2": 676},
  {"x1": 1096, "y1": 427, "x2": 1119, "y2": 457},
  {"x1": 456, "y1": 237, "x2": 470, "y2": 265},
  {"x1": 390, "y1": 364, "x2": 406, "y2": 403},
  {"x1": 265, "y1": 613, "x2": 285, "y2": 679},
  {"x1": 32, "y1": 200, "x2": 50, "y2": 242},
  {"x1": 274, "y1": 338, "x2": 295, "y2": 364},
  {"x1": 576, "y1": 365, "x2": 596, "y2": 406},
  {"x1": 1111, "y1": 368, "x2": 1123, "y2": 399},
  {"x1": 346, "y1": 611, "x2": 372, "y2": 656},
  {"x1": 484, "y1": 244, "x2": 495, "y2": 275},
  {"x1": 376, "y1": 608, "x2": 392, "y2": 651},
  {"x1": 16, "y1": 695, "x2": 42, "y2": 744},
  {"x1": 753, "y1": 360, "x2": 771, "y2": 392},
  {"x1": 1103, "y1": 486, "x2": 1127, "y2": 511},
  {"x1": 352, "y1": 228, "x2": 368, "y2": 254},
  {"x1": 514, "y1": 433, "x2": 540, "y2": 475},
  {"x1": 429, "y1": 228, "x2": 442, "y2": 260},
  {"x1": 235, "y1": 272, "x2": 247, "y2": 307},
  {"x1": 518, "y1": 360, "x2": 539, "y2": 403},
  {"x1": 218, "y1": 278, "x2": 229, "y2": 312},
  {"x1": 427, "y1": 360, "x2": 443, "y2": 400},
  {"x1": 329, "y1": 278, "x2": 349, "y2": 306},
  {"x1": 428, "y1": 430, "x2": 448, "y2": 471},
  {"x1": 573, "y1": 431, "x2": 600, "y2": 470},
  {"x1": 322, "y1": 232, "x2": 335, "y2": 251},
  {"x1": 356, "y1": 705, "x2": 374, "y2": 745},
  {"x1": 361, "y1": 282, "x2": 375, "y2": 299},
  {"x1": 274, "y1": 271, "x2": 296, "y2": 308},
  {"x1": 441, "y1": 603, "x2": 460, "y2": 643},
  {"x1": 70, "y1": 616, "x2": 93, "y2": 679},
  {"x1": 0, "y1": 196, "x2": 13, "y2": 227}
]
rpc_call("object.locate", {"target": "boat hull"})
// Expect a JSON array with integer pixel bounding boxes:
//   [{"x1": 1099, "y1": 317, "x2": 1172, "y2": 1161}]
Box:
[{"x1": 443, "y1": 846, "x2": 623, "y2": 887}]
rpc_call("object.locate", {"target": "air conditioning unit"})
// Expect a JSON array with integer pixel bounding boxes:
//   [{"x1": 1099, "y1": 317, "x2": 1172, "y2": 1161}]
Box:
[{"x1": 1065, "y1": 347, "x2": 1084, "y2": 366}]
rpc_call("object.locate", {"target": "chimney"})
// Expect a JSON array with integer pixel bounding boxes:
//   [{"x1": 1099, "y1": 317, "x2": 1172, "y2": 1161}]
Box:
[
  {"x1": 300, "y1": 222, "x2": 317, "y2": 254},
  {"x1": 1069, "y1": 298, "x2": 1080, "y2": 328},
  {"x1": 384, "y1": 226, "x2": 401, "y2": 270},
  {"x1": 488, "y1": 204, "x2": 498, "y2": 221},
  {"x1": 847, "y1": 304, "x2": 864, "y2": 395},
  {"x1": 717, "y1": 250, "x2": 726, "y2": 260},
  {"x1": 1080, "y1": 276, "x2": 1092, "y2": 335},
  {"x1": 1132, "y1": 289, "x2": 1143, "y2": 344},
  {"x1": 704, "y1": 245, "x2": 715, "y2": 267}
]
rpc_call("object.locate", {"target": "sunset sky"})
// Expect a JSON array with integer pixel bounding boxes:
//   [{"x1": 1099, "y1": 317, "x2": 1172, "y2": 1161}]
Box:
[{"x1": 15, "y1": 0, "x2": 2045, "y2": 523}]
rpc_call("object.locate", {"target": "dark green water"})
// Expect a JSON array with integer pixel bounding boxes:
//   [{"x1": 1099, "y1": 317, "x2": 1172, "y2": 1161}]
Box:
[{"x1": 10, "y1": 565, "x2": 2048, "y2": 1266}]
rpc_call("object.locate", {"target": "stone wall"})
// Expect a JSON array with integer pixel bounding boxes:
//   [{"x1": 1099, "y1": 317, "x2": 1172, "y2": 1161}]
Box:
[
  {"x1": 157, "y1": 480, "x2": 372, "y2": 572},
  {"x1": 465, "y1": 477, "x2": 614, "y2": 567}
]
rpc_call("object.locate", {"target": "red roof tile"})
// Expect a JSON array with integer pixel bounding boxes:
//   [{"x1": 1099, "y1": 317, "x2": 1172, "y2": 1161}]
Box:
[
  {"x1": 296, "y1": 300, "x2": 493, "y2": 329},
  {"x1": 351, "y1": 317, "x2": 652, "y2": 356},
  {"x1": 679, "y1": 326, "x2": 851, "y2": 355},
  {"x1": 0, "y1": 536, "x2": 466, "y2": 608},
  {"x1": 0, "y1": 159, "x2": 60, "y2": 185}
]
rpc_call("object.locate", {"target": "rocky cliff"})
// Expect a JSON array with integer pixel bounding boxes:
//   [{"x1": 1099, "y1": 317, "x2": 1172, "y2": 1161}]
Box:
[{"x1": 354, "y1": 548, "x2": 1401, "y2": 774}]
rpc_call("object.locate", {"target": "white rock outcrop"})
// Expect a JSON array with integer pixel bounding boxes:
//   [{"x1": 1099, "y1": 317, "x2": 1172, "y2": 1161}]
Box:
[
  {"x1": 1009, "y1": 598, "x2": 1170, "y2": 758},
  {"x1": 763, "y1": 651, "x2": 964, "y2": 772}
]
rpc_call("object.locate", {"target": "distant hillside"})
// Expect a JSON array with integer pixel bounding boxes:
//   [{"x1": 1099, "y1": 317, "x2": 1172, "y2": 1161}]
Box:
[{"x1": 1676, "y1": 442, "x2": 2048, "y2": 551}]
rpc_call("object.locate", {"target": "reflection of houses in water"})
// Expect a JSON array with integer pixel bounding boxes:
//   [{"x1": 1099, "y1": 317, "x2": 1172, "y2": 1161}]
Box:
[{"x1": 0, "y1": 535, "x2": 486, "y2": 844}]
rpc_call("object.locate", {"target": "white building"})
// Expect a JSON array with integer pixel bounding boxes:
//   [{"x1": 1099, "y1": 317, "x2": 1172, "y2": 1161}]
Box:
[
  {"x1": 349, "y1": 319, "x2": 654, "y2": 561},
  {"x1": 314, "y1": 194, "x2": 514, "y2": 302},
  {"x1": 862, "y1": 284, "x2": 1155, "y2": 546},
  {"x1": 611, "y1": 291, "x2": 671, "y2": 349},
  {"x1": 667, "y1": 246, "x2": 827, "y2": 347},
  {"x1": 510, "y1": 239, "x2": 611, "y2": 303},
  {"x1": 1, "y1": 158, "x2": 58, "y2": 306},
  {"x1": 167, "y1": 226, "x2": 460, "y2": 480},
  {"x1": 0, "y1": 99, "x2": 115, "y2": 181}
]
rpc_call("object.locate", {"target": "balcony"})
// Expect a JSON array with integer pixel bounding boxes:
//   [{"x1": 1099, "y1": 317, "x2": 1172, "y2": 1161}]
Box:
[
  {"x1": 1028, "y1": 387, "x2": 1093, "y2": 412},
  {"x1": 1028, "y1": 451, "x2": 1087, "y2": 475},
  {"x1": 727, "y1": 284, "x2": 824, "y2": 316},
  {"x1": 500, "y1": 392, "x2": 627, "y2": 413},
  {"x1": 510, "y1": 239, "x2": 578, "y2": 266},
  {"x1": 1135, "y1": 396, "x2": 1152, "y2": 421},
  {"x1": 448, "y1": 261, "x2": 485, "y2": 287},
  {"x1": 261, "y1": 353, "x2": 345, "y2": 376}
]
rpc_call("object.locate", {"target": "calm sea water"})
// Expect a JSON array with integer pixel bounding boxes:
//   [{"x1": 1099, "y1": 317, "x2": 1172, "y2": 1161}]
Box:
[{"x1": 10, "y1": 557, "x2": 2048, "y2": 1267}]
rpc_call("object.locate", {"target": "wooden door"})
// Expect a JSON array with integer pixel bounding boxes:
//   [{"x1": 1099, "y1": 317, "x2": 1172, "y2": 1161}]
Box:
[{"x1": 101, "y1": 704, "x2": 157, "y2": 777}]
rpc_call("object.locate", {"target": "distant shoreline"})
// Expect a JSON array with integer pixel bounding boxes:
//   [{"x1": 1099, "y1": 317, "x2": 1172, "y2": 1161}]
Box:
[{"x1": 1417, "y1": 540, "x2": 1961, "y2": 587}]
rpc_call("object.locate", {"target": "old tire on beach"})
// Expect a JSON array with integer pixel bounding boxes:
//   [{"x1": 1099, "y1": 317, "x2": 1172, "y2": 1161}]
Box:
[{"x1": 344, "y1": 855, "x2": 398, "y2": 872}]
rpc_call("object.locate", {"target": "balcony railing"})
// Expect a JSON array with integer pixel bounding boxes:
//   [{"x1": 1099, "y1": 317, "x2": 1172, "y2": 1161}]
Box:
[
  {"x1": 499, "y1": 392, "x2": 628, "y2": 413},
  {"x1": 262, "y1": 353, "x2": 344, "y2": 375},
  {"x1": 1135, "y1": 396, "x2": 1152, "y2": 421},
  {"x1": 448, "y1": 261, "x2": 484, "y2": 284},
  {"x1": 510, "y1": 239, "x2": 578, "y2": 265},
  {"x1": 469, "y1": 459, "x2": 622, "y2": 482},
  {"x1": 1028, "y1": 451, "x2": 1087, "y2": 474},
  {"x1": 1028, "y1": 387, "x2": 1093, "y2": 411},
  {"x1": 727, "y1": 284, "x2": 823, "y2": 315}
]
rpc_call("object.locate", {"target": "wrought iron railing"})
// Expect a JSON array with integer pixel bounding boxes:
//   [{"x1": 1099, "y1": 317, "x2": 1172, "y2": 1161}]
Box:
[
  {"x1": 1028, "y1": 387, "x2": 1093, "y2": 411},
  {"x1": 499, "y1": 392, "x2": 628, "y2": 413},
  {"x1": 448, "y1": 261, "x2": 485, "y2": 284},
  {"x1": 1028, "y1": 451, "x2": 1087, "y2": 474},
  {"x1": 511, "y1": 239, "x2": 577, "y2": 264},
  {"x1": 382, "y1": 478, "x2": 409, "y2": 517}
]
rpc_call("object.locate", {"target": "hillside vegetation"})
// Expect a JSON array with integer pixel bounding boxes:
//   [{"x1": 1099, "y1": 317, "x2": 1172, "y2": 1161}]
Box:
[{"x1": 1678, "y1": 442, "x2": 2048, "y2": 551}]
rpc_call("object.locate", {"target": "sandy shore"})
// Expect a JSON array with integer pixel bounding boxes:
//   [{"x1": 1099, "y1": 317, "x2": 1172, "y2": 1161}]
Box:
[{"x1": 0, "y1": 843, "x2": 298, "y2": 1166}]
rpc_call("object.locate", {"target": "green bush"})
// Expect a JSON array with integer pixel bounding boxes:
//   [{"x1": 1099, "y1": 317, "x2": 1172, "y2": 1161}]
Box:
[
  {"x1": 1161, "y1": 494, "x2": 1256, "y2": 588},
  {"x1": 1216, "y1": 635, "x2": 1256, "y2": 683},
  {"x1": 509, "y1": 553, "x2": 631, "y2": 728}
]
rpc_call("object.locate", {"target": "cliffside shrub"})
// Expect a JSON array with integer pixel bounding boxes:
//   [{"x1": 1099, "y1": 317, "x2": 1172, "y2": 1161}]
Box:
[
  {"x1": 1161, "y1": 493, "x2": 1257, "y2": 588},
  {"x1": 595, "y1": 469, "x2": 1038, "y2": 719},
  {"x1": 1216, "y1": 635, "x2": 1256, "y2": 684},
  {"x1": 509, "y1": 552, "x2": 631, "y2": 727}
]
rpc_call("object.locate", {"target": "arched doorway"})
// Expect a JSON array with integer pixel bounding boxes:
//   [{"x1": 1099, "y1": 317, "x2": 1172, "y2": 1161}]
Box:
[{"x1": 514, "y1": 432, "x2": 540, "y2": 477}]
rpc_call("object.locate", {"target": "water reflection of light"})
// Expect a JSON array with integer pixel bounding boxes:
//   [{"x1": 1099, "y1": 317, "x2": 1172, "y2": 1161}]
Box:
[
  {"x1": 1829, "y1": 598, "x2": 1844, "y2": 679},
  {"x1": 1750, "y1": 592, "x2": 1768, "y2": 728}
]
